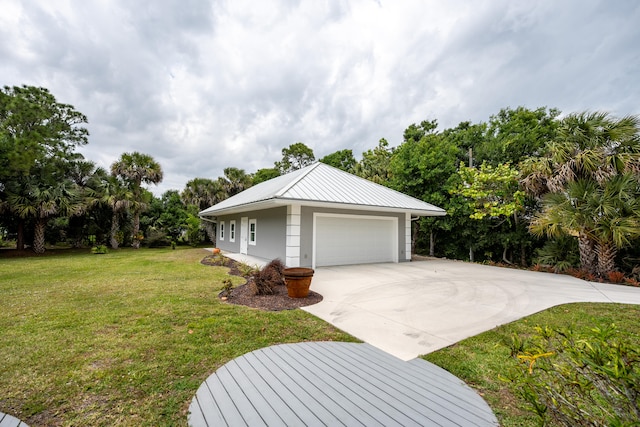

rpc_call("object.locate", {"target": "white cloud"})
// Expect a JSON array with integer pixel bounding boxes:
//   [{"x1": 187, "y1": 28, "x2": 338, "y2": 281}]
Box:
[{"x1": 1, "y1": 0, "x2": 638, "y2": 195}]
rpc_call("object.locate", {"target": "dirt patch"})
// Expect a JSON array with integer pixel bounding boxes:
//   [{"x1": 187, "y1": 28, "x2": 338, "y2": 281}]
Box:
[{"x1": 201, "y1": 255, "x2": 322, "y2": 311}]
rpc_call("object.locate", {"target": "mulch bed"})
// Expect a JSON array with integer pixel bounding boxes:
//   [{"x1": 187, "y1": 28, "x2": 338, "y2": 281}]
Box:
[{"x1": 201, "y1": 254, "x2": 323, "y2": 311}]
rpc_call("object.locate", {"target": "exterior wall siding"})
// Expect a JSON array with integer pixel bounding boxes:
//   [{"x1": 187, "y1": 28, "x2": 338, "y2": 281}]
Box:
[
  {"x1": 217, "y1": 205, "x2": 408, "y2": 267},
  {"x1": 215, "y1": 207, "x2": 287, "y2": 262}
]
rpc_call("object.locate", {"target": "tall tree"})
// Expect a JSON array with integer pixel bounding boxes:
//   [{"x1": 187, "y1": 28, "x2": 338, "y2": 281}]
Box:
[
  {"x1": 7, "y1": 175, "x2": 85, "y2": 253},
  {"x1": 0, "y1": 85, "x2": 89, "y2": 251},
  {"x1": 181, "y1": 177, "x2": 226, "y2": 211},
  {"x1": 221, "y1": 167, "x2": 252, "y2": 197},
  {"x1": 181, "y1": 177, "x2": 227, "y2": 244},
  {"x1": 451, "y1": 162, "x2": 529, "y2": 264},
  {"x1": 154, "y1": 190, "x2": 189, "y2": 242},
  {"x1": 522, "y1": 112, "x2": 640, "y2": 274},
  {"x1": 275, "y1": 142, "x2": 315, "y2": 173},
  {"x1": 353, "y1": 139, "x2": 394, "y2": 185},
  {"x1": 97, "y1": 173, "x2": 133, "y2": 249},
  {"x1": 252, "y1": 168, "x2": 280, "y2": 185},
  {"x1": 319, "y1": 149, "x2": 356, "y2": 172},
  {"x1": 111, "y1": 152, "x2": 163, "y2": 249},
  {"x1": 530, "y1": 176, "x2": 640, "y2": 276},
  {"x1": 390, "y1": 126, "x2": 460, "y2": 257},
  {"x1": 403, "y1": 119, "x2": 438, "y2": 143},
  {"x1": 479, "y1": 106, "x2": 560, "y2": 165}
]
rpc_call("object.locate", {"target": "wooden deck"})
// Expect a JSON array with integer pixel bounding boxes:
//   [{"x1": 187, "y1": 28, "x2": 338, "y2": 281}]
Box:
[
  {"x1": 189, "y1": 342, "x2": 498, "y2": 426},
  {"x1": 0, "y1": 412, "x2": 28, "y2": 427}
]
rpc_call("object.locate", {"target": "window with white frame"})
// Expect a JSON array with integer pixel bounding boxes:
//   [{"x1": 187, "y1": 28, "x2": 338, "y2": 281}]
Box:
[
  {"x1": 219, "y1": 221, "x2": 225, "y2": 241},
  {"x1": 249, "y1": 219, "x2": 257, "y2": 245},
  {"x1": 229, "y1": 220, "x2": 236, "y2": 242}
]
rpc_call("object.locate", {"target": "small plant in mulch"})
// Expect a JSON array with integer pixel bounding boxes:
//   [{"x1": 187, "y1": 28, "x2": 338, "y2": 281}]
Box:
[
  {"x1": 624, "y1": 276, "x2": 640, "y2": 286},
  {"x1": 201, "y1": 254, "x2": 322, "y2": 310},
  {"x1": 249, "y1": 259, "x2": 286, "y2": 296},
  {"x1": 606, "y1": 271, "x2": 626, "y2": 284},
  {"x1": 238, "y1": 262, "x2": 260, "y2": 278},
  {"x1": 220, "y1": 278, "x2": 234, "y2": 298}
]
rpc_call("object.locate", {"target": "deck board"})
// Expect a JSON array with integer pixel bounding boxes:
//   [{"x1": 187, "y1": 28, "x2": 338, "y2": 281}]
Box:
[
  {"x1": 341, "y1": 343, "x2": 496, "y2": 421},
  {"x1": 331, "y1": 343, "x2": 496, "y2": 425},
  {"x1": 284, "y1": 343, "x2": 440, "y2": 426},
  {"x1": 299, "y1": 343, "x2": 470, "y2": 426},
  {"x1": 0, "y1": 412, "x2": 28, "y2": 427},
  {"x1": 189, "y1": 342, "x2": 499, "y2": 426},
  {"x1": 264, "y1": 345, "x2": 380, "y2": 426}
]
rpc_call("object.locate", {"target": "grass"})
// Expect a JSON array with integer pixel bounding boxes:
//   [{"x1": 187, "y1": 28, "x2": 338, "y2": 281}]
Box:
[
  {"x1": 0, "y1": 248, "x2": 356, "y2": 426},
  {"x1": 423, "y1": 302, "x2": 640, "y2": 426}
]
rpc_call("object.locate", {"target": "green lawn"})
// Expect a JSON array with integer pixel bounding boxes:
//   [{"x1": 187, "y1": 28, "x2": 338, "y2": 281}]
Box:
[
  {"x1": 3, "y1": 248, "x2": 638, "y2": 426},
  {"x1": 0, "y1": 248, "x2": 356, "y2": 426},
  {"x1": 423, "y1": 302, "x2": 640, "y2": 426}
]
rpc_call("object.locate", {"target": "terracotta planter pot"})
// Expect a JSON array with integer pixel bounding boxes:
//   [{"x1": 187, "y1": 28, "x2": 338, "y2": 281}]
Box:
[
  {"x1": 283, "y1": 267, "x2": 314, "y2": 298},
  {"x1": 212, "y1": 248, "x2": 221, "y2": 254}
]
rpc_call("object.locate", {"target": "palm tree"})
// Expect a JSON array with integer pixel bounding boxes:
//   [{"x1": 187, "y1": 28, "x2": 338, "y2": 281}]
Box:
[
  {"x1": 522, "y1": 112, "x2": 640, "y2": 274},
  {"x1": 591, "y1": 174, "x2": 640, "y2": 275},
  {"x1": 181, "y1": 178, "x2": 226, "y2": 211},
  {"x1": 7, "y1": 177, "x2": 85, "y2": 253},
  {"x1": 530, "y1": 176, "x2": 640, "y2": 276},
  {"x1": 530, "y1": 180, "x2": 599, "y2": 274},
  {"x1": 221, "y1": 167, "x2": 252, "y2": 197},
  {"x1": 181, "y1": 178, "x2": 228, "y2": 244},
  {"x1": 98, "y1": 174, "x2": 133, "y2": 249},
  {"x1": 111, "y1": 152, "x2": 163, "y2": 249}
]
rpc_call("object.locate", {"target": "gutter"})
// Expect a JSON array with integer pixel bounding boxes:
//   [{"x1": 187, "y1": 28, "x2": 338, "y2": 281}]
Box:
[{"x1": 199, "y1": 216, "x2": 217, "y2": 224}]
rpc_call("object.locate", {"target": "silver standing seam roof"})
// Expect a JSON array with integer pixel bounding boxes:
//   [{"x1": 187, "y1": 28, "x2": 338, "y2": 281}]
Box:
[{"x1": 199, "y1": 162, "x2": 446, "y2": 217}]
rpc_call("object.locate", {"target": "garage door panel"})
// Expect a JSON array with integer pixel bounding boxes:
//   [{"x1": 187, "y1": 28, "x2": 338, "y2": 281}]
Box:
[{"x1": 315, "y1": 215, "x2": 396, "y2": 267}]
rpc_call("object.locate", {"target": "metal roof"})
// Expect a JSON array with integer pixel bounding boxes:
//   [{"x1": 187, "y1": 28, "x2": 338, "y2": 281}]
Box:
[{"x1": 199, "y1": 162, "x2": 446, "y2": 217}]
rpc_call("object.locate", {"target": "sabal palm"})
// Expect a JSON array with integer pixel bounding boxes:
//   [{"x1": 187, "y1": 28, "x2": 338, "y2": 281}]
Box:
[
  {"x1": 221, "y1": 167, "x2": 251, "y2": 198},
  {"x1": 181, "y1": 178, "x2": 226, "y2": 211},
  {"x1": 8, "y1": 178, "x2": 84, "y2": 253},
  {"x1": 111, "y1": 152, "x2": 163, "y2": 248},
  {"x1": 523, "y1": 112, "x2": 640, "y2": 273},
  {"x1": 523, "y1": 112, "x2": 640, "y2": 195},
  {"x1": 99, "y1": 175, "x2": 134, "y2": 249},
  {"x1": 530, "y1": 179, "x2": 599, "y2": 273},
  {"x1": 591, "y1": 174, "x2": 640, "y2": 275},
  {"x1": 531, "y1": 176, "x2": 640, "y2": 276}
]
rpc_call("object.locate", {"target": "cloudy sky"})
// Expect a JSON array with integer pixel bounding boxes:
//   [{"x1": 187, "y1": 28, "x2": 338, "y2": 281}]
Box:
[{"x1": 2, "y1": 0, "x2": 639, "y2": 195}]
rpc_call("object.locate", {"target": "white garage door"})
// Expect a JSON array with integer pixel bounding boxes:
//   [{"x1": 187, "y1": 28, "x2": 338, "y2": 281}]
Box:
[{"x1": 314, "y1": 214, "x2": 398, "y2": 267}]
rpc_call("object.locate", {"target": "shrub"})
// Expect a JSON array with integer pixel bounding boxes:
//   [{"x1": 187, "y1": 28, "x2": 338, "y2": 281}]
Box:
[
  {"x1": 91, "y1": 245, "x2": 108, "y2": 254},
  {"x1": 534, "y1": 236, "x2": 580, "y2": 273},
  {"x1": 607, "y1": 271, "x2": 625, "y2": 284},
  {"x1": 250, "y1": 259, "x2": 285, "y2": 295},
  {"x1": 505, "y1": 324, "x2": 640, "y2": 426},
  {"x1": 211, "y1": 253, "x2": 228, "y2": 266},
  {"x1": 220, "y1": 278, "x2": 233, "y2": 298},
  {"x1": 145, "y1": 228, "x2": 171, "y2": 248}
]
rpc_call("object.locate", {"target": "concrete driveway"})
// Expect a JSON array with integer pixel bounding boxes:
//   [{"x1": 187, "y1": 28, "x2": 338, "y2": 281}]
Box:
[{"x1": 303, "y1": 259, "x2": 640, "y2": 360}]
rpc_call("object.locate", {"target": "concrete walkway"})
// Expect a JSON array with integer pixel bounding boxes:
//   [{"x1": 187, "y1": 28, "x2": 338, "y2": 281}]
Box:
[
  {"x1": 303, "y1": 259, "x2": 640, "y2": 360},
  {"x1": 204, "y1": 249, "x2": 269, "y2": 268}
]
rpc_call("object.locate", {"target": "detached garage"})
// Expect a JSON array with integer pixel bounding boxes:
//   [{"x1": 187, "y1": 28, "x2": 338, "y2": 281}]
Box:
[{"x1": 199, "y1": 162, "x2": 445, "y2": 268}]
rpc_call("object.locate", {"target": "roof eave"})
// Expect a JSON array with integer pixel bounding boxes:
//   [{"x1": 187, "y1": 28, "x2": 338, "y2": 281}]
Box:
[
  {"x1": 200, "y1": 197, "x2": 447, "y2": 217},
  {"x1": 199, "y1": 199, "x2": 279, "y2": 217}
]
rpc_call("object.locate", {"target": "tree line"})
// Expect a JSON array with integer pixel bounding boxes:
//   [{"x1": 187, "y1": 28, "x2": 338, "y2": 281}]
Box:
[{"x1": 1, "y1": 85, "x2": 639, "y2": 280}]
